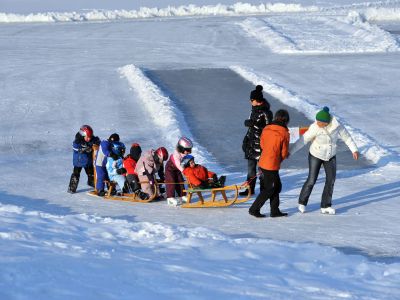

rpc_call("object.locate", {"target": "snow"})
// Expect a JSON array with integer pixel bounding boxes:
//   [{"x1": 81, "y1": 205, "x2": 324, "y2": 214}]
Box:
[{"x1": 1, "y1": 0, "x2": 400, "y2": 299}]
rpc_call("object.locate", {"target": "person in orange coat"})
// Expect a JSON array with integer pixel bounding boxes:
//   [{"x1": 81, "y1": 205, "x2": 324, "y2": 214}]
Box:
[
  {"x1": 181, "y1": 155, "x2": 226, "y2": 189},
  {"x1": 248, "y1": 109, "x2": 290, "y2": 218}
]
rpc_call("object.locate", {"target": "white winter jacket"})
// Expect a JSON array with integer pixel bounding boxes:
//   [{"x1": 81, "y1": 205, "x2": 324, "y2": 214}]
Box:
[{"x1": 290, "y1": 116, "x2": 358, "y2": 161}]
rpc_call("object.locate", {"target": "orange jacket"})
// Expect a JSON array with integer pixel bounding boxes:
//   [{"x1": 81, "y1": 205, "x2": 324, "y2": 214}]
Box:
[
  {"x1": 183, "y1": 164, "x2": 215, "y2": 187},
  {"x1": 258, "y1": 123, "x2": 290, "y2": 171}
]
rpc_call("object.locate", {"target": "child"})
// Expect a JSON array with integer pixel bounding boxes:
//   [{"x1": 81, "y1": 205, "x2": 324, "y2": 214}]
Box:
[
  {"x1": 181, "y1": 155, "x2": 226, "y2": 189},
  {"x1": 106, "y1": 141, "x2": 128, "y2": 195},
  {"x1": 165, "y1": 136, "x2": 193, "y2": 205},
  {"x1": 123, "y1": 143, "x2": 149, "y2": 200},
  {"x1": 95, "y1": 133, "x2": 120, "y2": 196},
  {"x1": 248, "y1": 109, "x2": 290, "y2": 218},
  {"x1": 68, "y1": 125, "x2": 100, "y2": 193},
  {"x1": 135, "y1": 147, "x2": 169, "y2": 199},
  {"x1": 241, "y1": 85, "x2": 273, "y2": 196}
]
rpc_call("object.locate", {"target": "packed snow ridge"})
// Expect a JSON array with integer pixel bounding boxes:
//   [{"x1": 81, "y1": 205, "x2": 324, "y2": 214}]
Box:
[
  {"x1": 238, "y1": 12, "x2": 400, "y2": 54},
  {"x1": 0, "y1": 3, "x2": 318, "y2": 23},
  {"x1": 1, "y1": 2, "x2": 400, "y2": 23}
]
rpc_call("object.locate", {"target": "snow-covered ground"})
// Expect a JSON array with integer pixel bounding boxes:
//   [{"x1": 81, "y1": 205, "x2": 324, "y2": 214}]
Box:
[{"x1": 1, "y1": 1, "x2": 400, "y2": 299}]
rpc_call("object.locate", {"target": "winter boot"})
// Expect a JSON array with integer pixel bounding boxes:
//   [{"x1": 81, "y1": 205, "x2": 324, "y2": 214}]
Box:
[
  {"x1": 249, "y1": 210, "x2": 266, "y2": 218},
  {"x1": 167, "y1": 197, "x2": 182, "y2": 206},
  {"x1": 270, "y1": 210, "x2": 288, "y2": 218},
  {"x1": 87, "y1": 174, "x2": 95, "y2": 188},
  {"x1": 97, "y1": 190, "x2": 106, "y2": 197},
  {"x1": 321, "y1": 207, "x2": 336, "y2": 215},
  {"x1": 135, "y1": 190, "x2": 149, "y2": 200},
  {"x1": 218, "y1": 176, "x2": 226, "y2": 187},
  {"x1": 68, "y1": 174, "x2": 80, "y2": 194}
]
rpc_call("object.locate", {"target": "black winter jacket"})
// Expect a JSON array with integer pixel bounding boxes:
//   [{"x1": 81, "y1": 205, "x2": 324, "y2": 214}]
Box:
[{"x1": 242, "y1": 104, "x2": 273, "y2": 160}]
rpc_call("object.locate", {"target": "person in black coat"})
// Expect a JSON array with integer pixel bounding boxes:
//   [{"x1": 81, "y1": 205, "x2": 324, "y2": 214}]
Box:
[{"x1": 241, "y1": 86, "x2": 273, "y2": 195}]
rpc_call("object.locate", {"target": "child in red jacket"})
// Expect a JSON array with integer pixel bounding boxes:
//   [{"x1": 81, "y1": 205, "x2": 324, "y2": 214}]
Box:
[
  {"x1": 123, "y1": 143, "x2": 149, "y2": 200},
  {"x1": 181, "y1": 155, "x2": 226, "y2": 189}
]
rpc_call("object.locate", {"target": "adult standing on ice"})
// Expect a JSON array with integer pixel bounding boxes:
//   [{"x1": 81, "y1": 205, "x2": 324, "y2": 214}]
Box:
[
  {"x1": 248, "y1": 109, "x2": 290, "y2": 218},
  {"x1": 290, "y1": 107, "x2": 359, "y2": 215},
  {"x1": 241, "y1": 85, "x2": 273, "y2": 196}
]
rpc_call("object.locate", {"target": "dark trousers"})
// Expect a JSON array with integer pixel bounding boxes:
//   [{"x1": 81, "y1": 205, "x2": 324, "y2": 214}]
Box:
[
  {"x1": 249, "y1": 169, "x2": 281, "y2": 214},
  {"x1": 246, "y1": 159, "x2": 264, "y2": 193},
  {"x1": 299, "y1": 153, "x2": 336, "y2": 208},
  {"x1": 165, "y1": 160, "x2": 185, "y2": 198},
  {"x1": 72, "y1": 166, "x2": 93, "y2": 178}
]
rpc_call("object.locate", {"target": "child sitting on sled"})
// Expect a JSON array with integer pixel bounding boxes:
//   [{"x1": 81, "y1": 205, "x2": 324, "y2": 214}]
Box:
[
  {"x1": 123, "y1": 143, "x2": 149, "y2": 200},
  {"x1": 181, "y1": 155, "x2": 226, "y2": 189},
  {"x1": 106, "y1": 141, "x2": 128, "y2": 196}
]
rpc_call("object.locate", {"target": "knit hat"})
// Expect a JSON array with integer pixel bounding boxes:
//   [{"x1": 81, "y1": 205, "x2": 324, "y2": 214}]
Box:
[
  {"x1": 108, "y1": 133, "x2": 120, "y2": 142},
  {"x1": 250, "y1": 85, "x2": 264, "y2": 101},
  {"x1": 130, "y1": 143, "x2": 142, "y2": 161},
  {"x1": 316, "y1": 107, "x2": 331, "y2": 123}
]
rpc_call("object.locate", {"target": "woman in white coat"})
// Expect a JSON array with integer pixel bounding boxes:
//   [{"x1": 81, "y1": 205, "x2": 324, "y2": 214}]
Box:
[{"x1": 290, "y1": 107, "x2": 359, "y2": 215}]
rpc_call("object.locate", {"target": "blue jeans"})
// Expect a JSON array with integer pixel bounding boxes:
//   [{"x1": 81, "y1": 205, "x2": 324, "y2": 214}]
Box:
[
  {"x1": 246, "y1": 159, "x2": 264, "y2": 193},
  {"x1": 299, "y1": 153, "x2": 336, "y2": 208}
]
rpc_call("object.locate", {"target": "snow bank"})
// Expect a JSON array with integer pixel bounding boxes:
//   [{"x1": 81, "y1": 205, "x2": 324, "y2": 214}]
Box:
[
  {"x1": 360, "y1": 7, "x2": 400, "y2": 22},
  {"x1": 1, "y1": 201, "x2": 400, "y2": 299},
  {"x1": 231, "y1": 65, "x2": 393, "y2": 164},
  {"x1": 238, "y1": 14, "x2": 400, "y2": 54},
  {"x1": 0, "y1": 3, "x2": 318, "y2": 23},
  {"x1": 118, "y1": 64, "x2": 218, "y2": 167}
]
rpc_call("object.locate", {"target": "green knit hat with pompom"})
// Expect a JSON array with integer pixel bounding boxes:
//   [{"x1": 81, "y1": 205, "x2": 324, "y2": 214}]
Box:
[{"x1": 316, "y1": 106, "x2": 331, "y2": 123}]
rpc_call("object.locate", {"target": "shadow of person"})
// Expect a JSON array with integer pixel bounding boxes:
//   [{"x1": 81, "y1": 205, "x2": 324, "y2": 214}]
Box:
[{"x1": 334, "y1": 181, "x2": 400, "y2": 213}]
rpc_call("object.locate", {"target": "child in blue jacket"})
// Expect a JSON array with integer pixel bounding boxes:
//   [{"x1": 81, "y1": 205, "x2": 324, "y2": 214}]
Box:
[
  {"x1": 68, "y1": 125, "x2": 100, "y2": 193},
  {"x1": 95, "y1": 133, "x2": 120, "y2": 196},
  {"x1": 106, "y1": 141, "x2": 127, "y2": 195}
]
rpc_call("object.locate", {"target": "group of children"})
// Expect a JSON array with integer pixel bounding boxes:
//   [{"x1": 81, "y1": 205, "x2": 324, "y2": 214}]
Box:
[{"x1": 68, "y1": 128, "x2": 225, "y2": 205}]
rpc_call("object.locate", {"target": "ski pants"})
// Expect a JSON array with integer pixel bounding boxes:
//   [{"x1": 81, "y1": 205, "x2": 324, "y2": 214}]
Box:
[
  {"x1": 165, "y1": 160, "x2": 185, "y2": 198},
  {"x1": 299, "y1": 153, "x2": 336, "y2": 208},
  {"x1": 95, "y1": 166, "x2": 109, "y2": 192},
  {"x1": 109, "y1": 174, "x2": 126, "y2": 192},
  {"x1": 249, "y1": 169, "x2": 281, "y2": 215},
  {"x1": 138, "y1": 173, "x2": 156, "y2": 198}
]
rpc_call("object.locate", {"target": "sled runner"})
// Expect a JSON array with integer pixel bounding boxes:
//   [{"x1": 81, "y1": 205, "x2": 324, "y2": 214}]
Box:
[{"x1": 181, "y1": 184, "x2": 252, "y2": 208}]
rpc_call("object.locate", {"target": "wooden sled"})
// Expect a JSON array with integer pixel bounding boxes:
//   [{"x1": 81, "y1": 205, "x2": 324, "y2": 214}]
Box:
[
  {"x1": 87, "y1": 181, "x2": 159, "y2": 203},
  {"x1": 181, "y1": 184, "x2": 252, "y2": 208}
]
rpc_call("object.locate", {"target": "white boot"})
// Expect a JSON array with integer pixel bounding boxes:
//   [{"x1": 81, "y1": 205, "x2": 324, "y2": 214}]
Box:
[
  {"x1": 167, "y1": 197, "x2": 182, "y2": 206},
  {"x1": 298, "y1": 204, "x2": 306, "y2": 213},
  {"x1": 181, "y1": 196, "x2": 188, "y2": 203},
  {"x1": 321, "y1": 207, "x2": 336, "y2": 215}
]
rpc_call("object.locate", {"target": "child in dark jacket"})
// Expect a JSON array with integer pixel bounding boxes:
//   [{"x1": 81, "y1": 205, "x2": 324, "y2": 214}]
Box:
[
  {"x1": 181, "y1": 155, "x2": 226, "y2": 189},
  {"x1": 123, "y1": 143, "x2": 149, "y2": 200},
  {"x1": 68, "y1": 125, "x2": 100, "y2": 193}
]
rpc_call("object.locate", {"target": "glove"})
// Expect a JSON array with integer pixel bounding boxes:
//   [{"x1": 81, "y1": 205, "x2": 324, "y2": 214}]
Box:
[
  {"x1": 116, "y1": 168, "x2": 127, "y2": 175},
  {"x1": 244, "y1": 119, "x2": 254, "y2": 127},
  {"x1": 212, "y1": 174, "x2": 218, "y2": 183}
]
